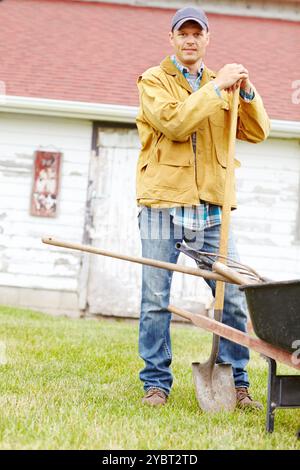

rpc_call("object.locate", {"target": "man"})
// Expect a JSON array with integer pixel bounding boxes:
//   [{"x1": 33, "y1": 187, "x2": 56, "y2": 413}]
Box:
[{"x1": 136, "y1": 6, "x2": 270, "y2": 408}]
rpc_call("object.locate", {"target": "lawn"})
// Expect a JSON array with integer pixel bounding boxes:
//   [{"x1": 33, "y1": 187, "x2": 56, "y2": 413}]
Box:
[{"x1": 0, "y1": 305, "x2": 299, "y2": 450}]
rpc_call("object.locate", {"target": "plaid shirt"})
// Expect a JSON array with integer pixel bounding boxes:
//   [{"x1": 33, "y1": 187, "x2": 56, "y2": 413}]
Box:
[{"x1": 169, "y1": 55, "x2": 222, "y2": 231}]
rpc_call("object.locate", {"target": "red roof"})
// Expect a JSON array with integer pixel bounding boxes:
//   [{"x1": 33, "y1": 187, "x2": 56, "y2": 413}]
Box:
[{"x1": 1, "y1": 0, "x2": 299, "y2": 121}]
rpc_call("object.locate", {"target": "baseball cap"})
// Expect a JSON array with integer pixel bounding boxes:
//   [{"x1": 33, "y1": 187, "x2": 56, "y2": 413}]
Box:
[{"x1": 171, "y1": 6, "x2": 209, "y2": 32}]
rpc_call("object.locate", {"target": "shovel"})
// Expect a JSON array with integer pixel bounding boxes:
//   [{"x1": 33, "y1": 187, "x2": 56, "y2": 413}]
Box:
[{"x1": 189, "y1": 88, "x2": 241, "y2": 413}]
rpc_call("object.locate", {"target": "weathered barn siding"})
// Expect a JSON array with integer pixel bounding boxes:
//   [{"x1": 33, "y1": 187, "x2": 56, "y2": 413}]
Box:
[
  {"x1": 1, "y1": 118, "x2": 299, "y2": 318},
  {"x1": 0, "y1": 112, "x2": 92, "y2": 315},
  {"x1": 233, "y1": 138, "x2": 300, "y2": 281},
  {"x1": 87, "y1": 127, "x2": 300, "y2": 318}
]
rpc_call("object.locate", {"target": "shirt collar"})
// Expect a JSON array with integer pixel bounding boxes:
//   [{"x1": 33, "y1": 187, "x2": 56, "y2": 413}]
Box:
[{"x1": 171, "y1": 54, "x2": 204, "y2": 78}]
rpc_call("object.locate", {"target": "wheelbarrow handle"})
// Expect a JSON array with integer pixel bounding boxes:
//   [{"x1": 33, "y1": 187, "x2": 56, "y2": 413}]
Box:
[{"x1": 168, "y1": 304, "x2": 300, "y2": 371}]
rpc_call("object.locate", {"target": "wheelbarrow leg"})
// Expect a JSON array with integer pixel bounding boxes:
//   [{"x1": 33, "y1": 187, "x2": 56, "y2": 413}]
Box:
[
  {"x1": 265, "y1": 356, "x2": 300, "y2": 434},
  {"x1": 266, "y1": 357, "x2": 277, "y2": 433}
]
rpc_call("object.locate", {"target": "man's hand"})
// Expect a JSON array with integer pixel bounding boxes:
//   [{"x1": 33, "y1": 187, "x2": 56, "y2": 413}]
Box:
[{"x1": 214, "y1": 63, "x2": 249, "y2": 93}]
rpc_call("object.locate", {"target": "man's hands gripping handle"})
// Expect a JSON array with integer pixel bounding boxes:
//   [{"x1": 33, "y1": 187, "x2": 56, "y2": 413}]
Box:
[{"x1": 213, "y1": 63, "x2": 252, "y2": 94}]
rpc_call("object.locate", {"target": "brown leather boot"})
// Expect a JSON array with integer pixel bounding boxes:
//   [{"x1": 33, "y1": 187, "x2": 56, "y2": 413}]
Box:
[
  {"x1": 236, "y1": 387, "x2": 263, "y2": 410},
  {"x1": 142, "y1": 388, "x2": 168, "y2": 406}
]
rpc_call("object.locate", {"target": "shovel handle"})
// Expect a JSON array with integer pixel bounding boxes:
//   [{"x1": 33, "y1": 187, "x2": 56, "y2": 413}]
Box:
[{"x1": 215, "y1": 87, "x2": 240, "y2": 310}]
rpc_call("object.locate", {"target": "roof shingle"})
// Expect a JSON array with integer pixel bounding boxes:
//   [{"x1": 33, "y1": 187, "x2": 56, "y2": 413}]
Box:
[{"x1": 1, "y1": 0, "x2": 299, "y2": 121}]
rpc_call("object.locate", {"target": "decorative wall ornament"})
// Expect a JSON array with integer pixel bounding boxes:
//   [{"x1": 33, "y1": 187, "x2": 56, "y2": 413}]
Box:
[{"x1": 30, "y1": 150, "x2": 62, "y2": 217}]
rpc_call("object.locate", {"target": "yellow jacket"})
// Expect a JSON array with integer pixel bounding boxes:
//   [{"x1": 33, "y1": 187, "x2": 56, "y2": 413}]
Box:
[{"x1": 136, "y1": 56, "x2": 270, "y2": 208}]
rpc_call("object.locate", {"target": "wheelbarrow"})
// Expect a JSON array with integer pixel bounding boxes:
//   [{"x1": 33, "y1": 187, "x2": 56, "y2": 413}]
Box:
[
  {"x1": 42, "y1": 236, "x2": 300, "y2": 434},
  {"x1": 169, "y1": 277, "x2": 300, "y2": 434},
  {"x1": 175, "y1": 241, "x2": 300, "y2": 432},
  {"x1": 240, "y1": 280, "x2": 300, "y2": 433}
]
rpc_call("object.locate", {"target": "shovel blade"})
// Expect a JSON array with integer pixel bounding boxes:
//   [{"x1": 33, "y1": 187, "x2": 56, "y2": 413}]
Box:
[{"x1": 192, "y1": 362, "x2": 236, "y2": 413}]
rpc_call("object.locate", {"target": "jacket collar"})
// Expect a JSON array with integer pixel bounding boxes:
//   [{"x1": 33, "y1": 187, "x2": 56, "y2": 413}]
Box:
[{"x1": 160, "y1": 56, "x2": 216, "y2": 93}]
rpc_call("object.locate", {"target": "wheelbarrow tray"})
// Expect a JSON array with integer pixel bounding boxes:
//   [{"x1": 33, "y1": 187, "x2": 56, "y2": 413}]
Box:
[{"x1": 240, "y1": 279, "x2": 300, "y2": 354}]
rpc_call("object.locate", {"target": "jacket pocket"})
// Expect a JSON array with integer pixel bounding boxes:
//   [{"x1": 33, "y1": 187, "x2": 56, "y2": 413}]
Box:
[{"x1": 155, "y1": 137, "x2": 193, "y2": 167}]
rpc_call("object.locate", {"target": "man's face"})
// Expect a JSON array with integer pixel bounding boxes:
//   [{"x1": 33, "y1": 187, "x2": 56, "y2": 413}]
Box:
[{"x1": 169, "y1": 21, "x2": 210, "y2": 67}]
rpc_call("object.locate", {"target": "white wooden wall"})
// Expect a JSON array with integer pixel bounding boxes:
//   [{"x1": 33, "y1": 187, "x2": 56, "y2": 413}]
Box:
[
  {"x1": 0, "y1": 112, "x2": 91, "y2": 311},
  {"x1": 1, "y1": 117, "x2": 299, "y2": 317},
  {"x1": 87, "y1": 127, "x2": 300, "y2": 318},
  {"x1": 233, "y1": 138, "x2": 300, "y2": 281}
]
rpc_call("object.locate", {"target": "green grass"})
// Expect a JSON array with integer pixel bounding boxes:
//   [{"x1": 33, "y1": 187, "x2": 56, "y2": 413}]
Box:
[{"x1": 0, "y1": 305, "x2": 299, "y2": 450}]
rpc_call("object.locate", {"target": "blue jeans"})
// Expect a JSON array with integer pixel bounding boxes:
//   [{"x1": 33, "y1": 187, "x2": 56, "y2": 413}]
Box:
[{"x1": 138, "y1": 207, "x2": 250, "y2": 395}]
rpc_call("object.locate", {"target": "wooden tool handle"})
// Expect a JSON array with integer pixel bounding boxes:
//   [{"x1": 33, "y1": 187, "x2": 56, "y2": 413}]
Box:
[
  {"x1": 215, "y1": 88, "x2": 240, "y2": 310},
  {"x1": 213, "y1": 261, "x2": 258, "y2": 286},
  {"x1": 168, "y1": 304, "x2": 300, "y2": 371},
  {"x1": 41, "y1": 236, "x2": 231, "y2": 283}
]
